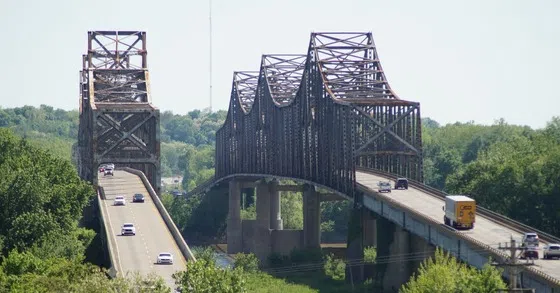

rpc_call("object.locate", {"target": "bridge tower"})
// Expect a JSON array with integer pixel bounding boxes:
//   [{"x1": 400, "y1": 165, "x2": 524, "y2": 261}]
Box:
[{"x1": 77, "y1": 31, "x2": 161, "y2": 194}]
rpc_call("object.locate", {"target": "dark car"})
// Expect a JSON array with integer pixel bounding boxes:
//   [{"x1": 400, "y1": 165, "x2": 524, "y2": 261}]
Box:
[
  {"x1": 133, "y1": 193, "x2": 145, "y2": 203},
  {"x1": 395, "y1": 178, "x2": 408, "y2": 190},
  {"x1": 521, "y1": 247, "x2": 539, "y2": 260}
]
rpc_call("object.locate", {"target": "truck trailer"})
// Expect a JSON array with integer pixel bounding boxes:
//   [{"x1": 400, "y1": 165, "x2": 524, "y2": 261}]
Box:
[{"x1": 442, "y1": 195, "x2": 476, "y2": 230}]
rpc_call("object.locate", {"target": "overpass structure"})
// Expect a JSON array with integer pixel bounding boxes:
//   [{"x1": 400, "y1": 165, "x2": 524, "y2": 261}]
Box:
[
  {"x1": 77, "y1": 31, "x2": 195, "y2": 288},
  {"x1": 191, "y1": 32, "x2": 560, "y2": 292}
]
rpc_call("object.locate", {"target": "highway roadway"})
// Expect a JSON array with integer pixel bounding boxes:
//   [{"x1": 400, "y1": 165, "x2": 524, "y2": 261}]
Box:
[
  {"x1": 98, "y1": 170, "x2": 187, "y2": 289},
  {"x1": 356, "y1": 171, "x2": 560, "y2": 282}
]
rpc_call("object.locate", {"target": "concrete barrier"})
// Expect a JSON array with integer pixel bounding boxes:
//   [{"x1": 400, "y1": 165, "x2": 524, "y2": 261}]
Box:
[
  {"x1": 97, "y1": 187, "x2": 120, "y2": 278},
  {"x1": 122, "y1": 167, "x2": 197, "y2": 262}
]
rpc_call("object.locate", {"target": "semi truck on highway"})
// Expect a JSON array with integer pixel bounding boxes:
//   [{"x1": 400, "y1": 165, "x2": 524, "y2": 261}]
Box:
[{"x1": 442, "y1": 195, "x2": 476, "y2": 230}]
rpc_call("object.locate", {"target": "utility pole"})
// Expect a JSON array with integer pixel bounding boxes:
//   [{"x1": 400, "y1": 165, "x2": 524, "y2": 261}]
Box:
[
  {"x1": 495, "y1": 238, "x2": 535, "y2": 293},
  {"x1": 208, "y1": 0, "x2": 213, "y2": 112}
]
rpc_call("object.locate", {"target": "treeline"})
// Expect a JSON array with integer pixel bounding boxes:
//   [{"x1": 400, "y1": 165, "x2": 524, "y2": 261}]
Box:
[
  {"x1": 423, "y1": 117, "x2": 560, "y2": 236},
  {"x1": 1, "y1": 105, "x2": 558, "y2": 237}
]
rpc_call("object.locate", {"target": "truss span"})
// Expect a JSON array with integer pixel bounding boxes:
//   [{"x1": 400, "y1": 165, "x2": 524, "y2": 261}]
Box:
[
  {"x1": 216, "y1": 32, "x2": 423, "y2": 198},
  {"x1": 77, "y1": 31, "x2": 161, "y2": 193}
]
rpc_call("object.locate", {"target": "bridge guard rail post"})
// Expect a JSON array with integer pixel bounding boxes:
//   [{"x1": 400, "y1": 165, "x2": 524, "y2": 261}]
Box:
[
  {"x1": 97, "y1": 187, "x2": 119, "y2": 278},
  {"x1": 123, "y1": 167, "x2": 197, "y2": 263}
]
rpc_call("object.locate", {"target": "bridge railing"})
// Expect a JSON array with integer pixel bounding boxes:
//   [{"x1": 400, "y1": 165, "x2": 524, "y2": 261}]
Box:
[
  {"x1": 97, "y1": 186, "x2": 120, "y2": 278},
  {"x1": 356, "y1": 166, "x2": 560, "y2": 287}
]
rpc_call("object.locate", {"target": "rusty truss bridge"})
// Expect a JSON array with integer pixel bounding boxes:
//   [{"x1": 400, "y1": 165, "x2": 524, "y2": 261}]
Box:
[
  {"x1": 77, "y1": 31, "x2": 161, "y2": 193},
  {"x1": 215, "y1": 32, "x2": 423, "y2": 199}
]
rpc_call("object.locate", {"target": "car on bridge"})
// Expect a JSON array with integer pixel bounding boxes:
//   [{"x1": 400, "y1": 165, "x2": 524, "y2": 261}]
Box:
[
  {"x1": 133, "y1": 193, "x2": 145, "y2": 203},
  {"x1": 395, "y1": 178, "x2": 408, "y2": 190},
  {"x1": 522, "y1": 232, "x2": 540, "y2": 247},
  {"x1": 114, "y1": 195, "x2": 126, "y2": 206},
  {"x1": 104, "y1": 168, "x2": 114, "y2": 176},
  {"x1": 544, "y1": 244, "x2": 560, "y2": 259},
  {"x1": 157, "y1": 252, "x2": 174, "y2": 264},
  {"x1": 377, "y1": 181, "x2": 392, "y2": 193},
  {"x1": 121, "y1": 223, "x2": 136, "y2": 236},
  {"x1": 521, "y1": 246, "x2": 539, "y2": 260}
]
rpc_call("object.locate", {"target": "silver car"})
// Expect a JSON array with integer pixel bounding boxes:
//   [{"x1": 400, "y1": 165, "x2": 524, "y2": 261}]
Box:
[
  {"x1": 377, "y1": 181, "x2": 392, "y2": 193},
  {"x1": 544, "y1": 244, "x2": 560, "y2": 259},
  {"x1": 522, "y1": 232, "x2": 539, "y2": 247}
]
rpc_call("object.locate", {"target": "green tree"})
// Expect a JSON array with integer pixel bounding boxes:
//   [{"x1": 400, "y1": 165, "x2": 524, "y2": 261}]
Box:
[
  {"x1": 400, "y1": 249, "x2": 505, "y2": 293},
  {"x1": 173, "y1": 259, "x2": 246, "y2": 293}
]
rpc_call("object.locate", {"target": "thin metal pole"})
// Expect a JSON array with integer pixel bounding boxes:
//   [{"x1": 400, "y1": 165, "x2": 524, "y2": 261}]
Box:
[{"x1": 209, "y1": 0, "x2": 213, "y2": 111}]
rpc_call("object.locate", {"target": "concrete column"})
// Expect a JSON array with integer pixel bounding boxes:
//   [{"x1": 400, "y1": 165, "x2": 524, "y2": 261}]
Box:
[
  {"x1": 254, "y1": 181, "x2": 272, "y2": 264},
  {"x1": 346, "y1": 197, "x2": 365, "y2": 284},
  {"x1": 227, "y1": 180, "x2": 242, "y2": 254},
  {"x1": 269, "y1": 180, "x2": 283, "y2": 230},
  {"x1": 383, "y1": 227, "x2": 411, "y2": 292},
  {"x1": 409, "y1": 233, "x2": 435, "y2": 274},
  {"x1": 362, "y1": 209, "x2": 377, "y2": 280},
  {"x1": 363, "y1": 210, "x2": 377, "y2": 248},
  {"x1": 303, "y1": 184, "x2": 320, "y2": 249}
]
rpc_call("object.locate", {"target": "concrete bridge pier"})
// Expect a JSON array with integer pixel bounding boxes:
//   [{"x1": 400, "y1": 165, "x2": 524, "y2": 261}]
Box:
[
  {"x1": 383, "y1": 227, "x2": 411, "y2": 292},
  {"x1": 254, "y1": 180, "x2": 272, "y2": 264},
  {"x1": 303, "y1": 184, "x2": 321, "y2": 249},
  {"x1": 227, "y1": 180, "x2": 242, "y2": 254},
  {"x1": 269, "y1": 180, "x2": 283, "y2": 230}
]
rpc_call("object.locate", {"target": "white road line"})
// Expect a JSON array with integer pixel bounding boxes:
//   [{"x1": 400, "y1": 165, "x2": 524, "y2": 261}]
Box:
[{"x1": 102, "y1": 198, "x2": 124, "y2": 274}]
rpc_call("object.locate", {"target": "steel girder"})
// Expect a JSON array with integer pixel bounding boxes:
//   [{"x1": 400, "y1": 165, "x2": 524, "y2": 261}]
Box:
[
  {"x1": 77, "y1": 31, "x2": 161, "y2": 194},
  {"x1": 216, "y1": 32, "x2": 423, "y2": 199}
]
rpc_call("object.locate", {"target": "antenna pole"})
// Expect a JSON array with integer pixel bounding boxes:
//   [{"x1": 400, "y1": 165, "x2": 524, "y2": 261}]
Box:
[{"x1": 209, "y1": 0, "x2": 213, "y2": 112}]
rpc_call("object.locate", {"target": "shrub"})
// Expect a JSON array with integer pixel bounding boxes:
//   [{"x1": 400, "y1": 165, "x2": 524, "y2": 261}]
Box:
[
  {"x1": 233, "y1": 253, "x2": 259, "y2": 273},
  {"x1": 323, "y1": 253, "x2": 345, "y2": 281}
]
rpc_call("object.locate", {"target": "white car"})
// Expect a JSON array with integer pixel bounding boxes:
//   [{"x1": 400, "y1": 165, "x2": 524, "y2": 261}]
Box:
[
  {"x1": 121, "y1": 223, "x2": 136, "y2": 236},
  {"x1": 377, "y1": 181, "x2": 392, "y2": 193},
  {"x1": 157, "y1": 252, "x2": 174, "y2": 264},
  {"x1": 544, "y1": 244, "x2": 560, "y2": 259},
  {"x1": 114, "y1": 195, "x2": 126, "y2": 206}
]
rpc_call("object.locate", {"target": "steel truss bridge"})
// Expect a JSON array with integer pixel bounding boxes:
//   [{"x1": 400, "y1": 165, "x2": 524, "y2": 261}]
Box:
[
  {"x1": 200, "y1": 32, "x2": 560, "y2": 292},
  {"x1": 77, "y1": 31, "x2": 161, "y2": 193},
  {"x1": 215, "y1": 32, "x2": 422, "y2": 199}
]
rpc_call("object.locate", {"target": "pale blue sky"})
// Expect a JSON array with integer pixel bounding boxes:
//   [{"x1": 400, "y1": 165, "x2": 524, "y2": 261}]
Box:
[{"x1": 0, "y1": 0, "x2": 558, "y2": 128}]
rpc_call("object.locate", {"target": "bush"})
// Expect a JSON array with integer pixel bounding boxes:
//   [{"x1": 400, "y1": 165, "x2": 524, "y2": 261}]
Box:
[
  {"x1": 323, "y1": 253, "x2": 345, "y2": 281},
  {"x1": 173, "y1": 259, "x2": 246, "y2": 293},
  {"x1": 364, "y1": 246, "x2": 377, "y2": 264},
  {"x1": 191, "y1": 246, "x2": 216, "y2": 266},
  {"x1": 233, "y1": 253, "x2": 259, "y2": 273}
]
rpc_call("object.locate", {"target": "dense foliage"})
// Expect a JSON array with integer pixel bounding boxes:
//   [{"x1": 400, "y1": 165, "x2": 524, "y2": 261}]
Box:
[
  {"x1": 400, "y1": 249, "x2": 506, "y2": 293},
  {"x1": 0, "y1": 128, "x2": 170, "y2": 291}
]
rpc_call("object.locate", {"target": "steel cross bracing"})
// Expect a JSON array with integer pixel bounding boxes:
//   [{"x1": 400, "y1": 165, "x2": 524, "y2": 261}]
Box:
[
  {"x1": 77, "y1": 31, "x2": 161, "y2": 194},
  {"x1": 216, "y1": 32, "x2": 423, "y2": 198}
]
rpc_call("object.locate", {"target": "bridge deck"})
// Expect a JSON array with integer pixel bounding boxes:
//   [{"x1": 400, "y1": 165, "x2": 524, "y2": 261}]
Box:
[
  {"x1": 356, "y1": 171, "x2": 560, "y2": 281},
  {"x1": 99, "y1": 170, "x2": 186, "y2": 288}
]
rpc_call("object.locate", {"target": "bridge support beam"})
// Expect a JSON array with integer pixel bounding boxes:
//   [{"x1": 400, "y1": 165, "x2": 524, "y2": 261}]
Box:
[
  {"x1": 303, "y1": 184, "x2": 321, "y2": 249},
  {"x1": 227, "y1": 180, "x2": 242, "y2": 254},
  {"x1": 254, "y1": 181, "x2": 272, "y2": 264},
  {"x1": 269, "y1": 180, "x2": 283, "y2": 230}
]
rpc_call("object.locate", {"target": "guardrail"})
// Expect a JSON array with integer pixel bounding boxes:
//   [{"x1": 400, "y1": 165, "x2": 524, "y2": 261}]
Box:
[
  {"x1": 122, "y1": 167, "x2": 197, "y2": 263},
  {"x1": 97, "y1": 186, "x2": 119, "y2": 278},
  {"x1": 355, "y1": 166, "x2": 560, "y2": 287}
]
